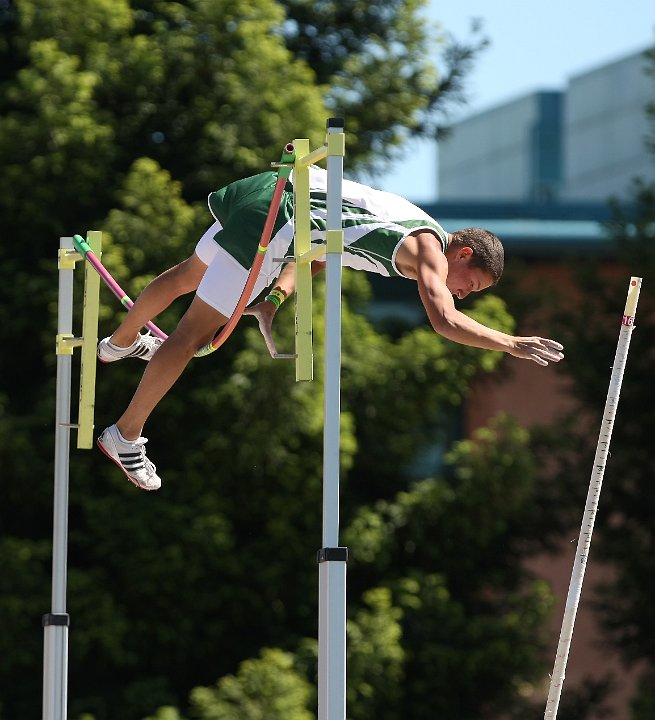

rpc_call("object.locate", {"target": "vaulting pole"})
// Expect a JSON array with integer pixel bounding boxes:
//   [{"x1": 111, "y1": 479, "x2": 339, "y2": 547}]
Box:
[{"x1": 544, "y1": 277, "x2": 643, "y2": 719}]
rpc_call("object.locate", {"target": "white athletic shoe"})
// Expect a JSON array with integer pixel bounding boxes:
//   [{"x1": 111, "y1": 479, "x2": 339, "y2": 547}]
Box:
[
  {"x1": 97, "y1": 424, "x2": 161, "y2": 491},
  {"x1": 97, "y1": 332, "x2": 163, "y2": 363}
]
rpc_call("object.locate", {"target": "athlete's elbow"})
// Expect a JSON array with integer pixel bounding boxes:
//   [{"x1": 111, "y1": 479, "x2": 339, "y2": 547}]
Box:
[{"x1": 429, "y1": 307, "x2": 459, "y2": 337}]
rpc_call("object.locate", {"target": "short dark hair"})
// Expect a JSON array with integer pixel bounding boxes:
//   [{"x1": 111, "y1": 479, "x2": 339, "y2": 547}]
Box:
[{"x1": 449, "y1": 227, "x2": 504, "y2": 284}]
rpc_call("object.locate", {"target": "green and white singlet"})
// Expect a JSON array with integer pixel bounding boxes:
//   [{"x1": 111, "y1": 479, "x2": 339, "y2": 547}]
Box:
[{"x1": 195, "y1": 167, "x2": 449, "y2": 315}]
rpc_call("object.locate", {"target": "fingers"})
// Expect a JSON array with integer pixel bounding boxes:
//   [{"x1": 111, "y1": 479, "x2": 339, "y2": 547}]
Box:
[
  {"x1": 243, "y1": 303, "x2": 279, "y2": 357},
  {"x1": 535, "y1": 346, "x2": 564, "y2": 364},
  {"x1": 516, "y1": 337, "x2": 565, "y2": 365},
  {"x1": 538, "y1": 339, "x2": 565, "y2": 363},
  {"x1": 258, "y1": 318, "x2": 278, "y2": 357},
  {"x1": 541, "y1": 339, "x2": 564, "y2": 352},
  {"x1": 528, "y1": 353, "x2": 549, "y2": 367}
]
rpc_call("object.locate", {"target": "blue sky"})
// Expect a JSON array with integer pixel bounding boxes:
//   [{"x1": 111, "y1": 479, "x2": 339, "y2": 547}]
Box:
[{"x1": 374, "y1": 1, "x2": 655, "y2": 201}]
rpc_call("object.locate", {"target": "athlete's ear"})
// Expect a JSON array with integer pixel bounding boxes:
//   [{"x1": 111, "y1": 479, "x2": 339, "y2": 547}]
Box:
[{"x1": 456, "y1": 246, "x2": 474, "y2": 260}]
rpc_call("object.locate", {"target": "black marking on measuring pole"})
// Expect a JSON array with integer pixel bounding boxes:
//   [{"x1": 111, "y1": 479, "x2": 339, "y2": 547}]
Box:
[
  {"x1": 42, "y1": 613, "x2": 70, "y2": 627},
  {"x1": 317, "y1": 547, "x2": 348, "y2": 563}
]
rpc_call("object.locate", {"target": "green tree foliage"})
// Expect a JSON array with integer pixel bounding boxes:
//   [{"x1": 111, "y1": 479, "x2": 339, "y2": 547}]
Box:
[
  {"x1": 342, "y1": 414, "x2": 553, "y2": 720},
  {"x1": 278, "y1": 0, "x2": 488, "y2": 169},
  {"x1": 540, "y1": 45, "x2": 655, "y2": 720},
  {"x1": 1, "y1": 1, "x2": 556, "y2": 718},
  {"x1": 189, "y1": 648, "x2": 314, "y2": 720}
]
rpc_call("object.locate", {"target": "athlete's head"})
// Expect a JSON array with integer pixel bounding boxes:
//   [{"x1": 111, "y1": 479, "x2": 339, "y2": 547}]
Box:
[{"x1": 449, "y1": 228, "x2": 504, "y2": 285}]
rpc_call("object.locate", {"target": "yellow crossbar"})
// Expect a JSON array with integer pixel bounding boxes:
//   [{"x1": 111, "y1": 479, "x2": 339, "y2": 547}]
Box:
[
  {"x1": 296, "y1": 244, "x2": 327, "y2": 266},
  {"x1": 294, "y1": 144, "x2": 328, "y2": 169}
]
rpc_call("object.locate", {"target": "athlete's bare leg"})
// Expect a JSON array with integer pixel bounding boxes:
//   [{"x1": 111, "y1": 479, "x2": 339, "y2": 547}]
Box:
[
  {"x1": 110, "y1": 254, "x2": 208, "y2": 348},
  {"x1": 116, "y1": 295, "x2": 228, "y2": 439}
]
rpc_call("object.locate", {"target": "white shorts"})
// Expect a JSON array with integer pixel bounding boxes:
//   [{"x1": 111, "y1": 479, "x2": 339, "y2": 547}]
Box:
[{"x1": 194, "y1": 222, "x2": 290, "y2": 316}]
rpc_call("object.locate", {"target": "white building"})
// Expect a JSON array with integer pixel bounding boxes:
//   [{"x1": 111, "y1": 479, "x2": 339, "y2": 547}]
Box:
[
  {"x1": 564, "y1": 49, "x2": 655, "y2": 199},
  {"x1": 438, "y1": 47, "x2": 655, "y2": 202}
]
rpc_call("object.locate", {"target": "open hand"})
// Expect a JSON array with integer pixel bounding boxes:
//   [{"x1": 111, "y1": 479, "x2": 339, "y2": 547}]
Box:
[
  {"x1": 243, "y1": 301, "x2": 278, "y2": 357},
  {"x1": 510, "y1": 337, "x2": 564, "y2": 366}
]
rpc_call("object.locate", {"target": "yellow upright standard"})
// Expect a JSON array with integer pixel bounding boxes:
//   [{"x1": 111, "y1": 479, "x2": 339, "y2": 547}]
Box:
[
  {"x1": 292, "y1": 138, "x2": 315, "y2": 381},
  {"x1": 77, "y1": 231, "x2": 101, "y2": 448},
  {"x1": 292, "y1": 129, "x2": 344, "y2": 381}
]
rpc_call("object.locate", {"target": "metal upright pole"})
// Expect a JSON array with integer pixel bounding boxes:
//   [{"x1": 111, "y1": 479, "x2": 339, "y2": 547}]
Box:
[
  {"x1": 43, "y1": 238, "x2": 79, "y2": 720},
  {"x1": 318, "y1": 117, "x2": 347, "y2": 720}
]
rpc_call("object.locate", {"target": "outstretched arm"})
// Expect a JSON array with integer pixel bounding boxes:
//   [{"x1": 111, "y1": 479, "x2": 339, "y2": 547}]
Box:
[
  {"x1": 414, "y1": 235, "x2": 564, "y2": 366},
  {"x1": 243, "y1": 260, "x2": 326, "y2": 356}
]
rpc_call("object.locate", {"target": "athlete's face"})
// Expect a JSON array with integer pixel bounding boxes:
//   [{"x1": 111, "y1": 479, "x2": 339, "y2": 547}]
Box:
[{"x1": 445, "y1": 247, "x2": 494, "y2": 300}]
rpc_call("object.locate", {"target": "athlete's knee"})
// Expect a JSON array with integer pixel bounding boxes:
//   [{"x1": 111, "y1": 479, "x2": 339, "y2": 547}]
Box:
[
  {"x1": 167, "y1": 255, "x2": 207, "y2": 294},
  {"x1": 172, "y1": 297, "x2": 227, "y2": 349},
  {"x1": 169, "y1": 319, "x2": 212, "y2": 352}
]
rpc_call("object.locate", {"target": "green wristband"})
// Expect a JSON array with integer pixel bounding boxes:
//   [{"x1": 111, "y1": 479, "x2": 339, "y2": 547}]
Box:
[{"x1": 265, "y1": 288, "x2": 287, "y2": 309}]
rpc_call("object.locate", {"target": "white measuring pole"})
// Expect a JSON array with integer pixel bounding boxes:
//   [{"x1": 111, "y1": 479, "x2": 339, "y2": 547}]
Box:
[
  {"x1": 318, "y1": 117, "x2": 347, "y2": 720},
  {"x1": 544, "y1": 276, "x2": 643, "y2": 720}
]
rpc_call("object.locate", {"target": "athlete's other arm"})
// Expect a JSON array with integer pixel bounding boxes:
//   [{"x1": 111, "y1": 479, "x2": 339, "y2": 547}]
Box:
[
  {"x1": 411, "y1": 232, "x2": 564, "y2": 366},
  {"x1": 243, "y1": 260, "x2": 326, "y2": 355}
]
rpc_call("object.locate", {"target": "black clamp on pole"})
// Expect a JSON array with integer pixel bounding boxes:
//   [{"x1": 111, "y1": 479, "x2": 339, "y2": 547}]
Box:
[
  {"x1": 317, "y1": 547, "x2": 348, "y2": 563},
  {"x1": 42, "y1": 613, "x2": 70, "y2": 627}
]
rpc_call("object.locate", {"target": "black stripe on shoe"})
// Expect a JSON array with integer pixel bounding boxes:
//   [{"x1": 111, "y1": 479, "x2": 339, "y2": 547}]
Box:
[
  {"x1": 119, "y1": 451, "x2": 145, "y2": 470},
  {"x1": 123, "y1": 347, "x2": 144, "y2": 358}
]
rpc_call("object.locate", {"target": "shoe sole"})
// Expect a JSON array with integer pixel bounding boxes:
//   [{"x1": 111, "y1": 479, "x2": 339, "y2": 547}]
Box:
[
  {"x1": 97, "y1": 353, "x2": 151, "y2": 364},
  {"x1": 97, "y1": 340, "x2": 157, "y2": 364},
  {"x1": 96, "y1": 437, "x2": 160, "y2": 491}
]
